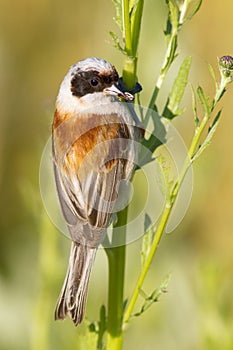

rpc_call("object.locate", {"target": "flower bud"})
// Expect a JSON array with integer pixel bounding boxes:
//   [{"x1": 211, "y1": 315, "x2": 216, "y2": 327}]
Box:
[
  {"x1": 219, "y1": 55, "x2": 233, "y2": 70},
  {"x1": 221, "y1": 69, "x2": 231, "y2": 78}
]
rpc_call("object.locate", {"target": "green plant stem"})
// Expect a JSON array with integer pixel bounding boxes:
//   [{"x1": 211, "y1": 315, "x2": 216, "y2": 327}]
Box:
[
  {"x1": 123, "y1": 204, "x2": 170, "y2": 325},
  {"x1": 123, "y1": 76, "x2": 227, "y2": 324},
  {"x1": 122, "y1": 0, "x2": 144, "y2": 90},
  {"x1": 122, "y1": 0, "x2": 132, "y2": 55},
  {"x1": 144, "y1": 36, "x2": 178, "y2": 126},
  {"x1": 104, "y1": 2, "x2": 144, "y2": 347},
  {"x1": 105, "y1": 207, "x2": 128, "y2": 350},
  {"x1": 171, "y1": 114, "x2": 208, "y2": 200},
  {"x1": 122, "y1": 0, "x2": 134, "y2": 89},
  {"x1": 144, "y1": 48, "x2": 175, "y2": 127},
  {"x1": 178, "y1": 80, "x2": 225, "y2": 191},
  {"x1": 173, "y1": 77, "x2": 228, "y2": 196},
  {"x1": 122, "y1": 56, "x2": 138, "y2": 91},
  {"x1": 131, "y1": 0, "x2": 144, "y2": 55},
  {"x1": 144, "y1": 0, "x2": 191, "y2": 127},
  {"x1": 123, "y1": 132, "x2": 194, "y2": 324},
  {"x1": 213, "y1": 75, "x2": 228, "y2": 107}
]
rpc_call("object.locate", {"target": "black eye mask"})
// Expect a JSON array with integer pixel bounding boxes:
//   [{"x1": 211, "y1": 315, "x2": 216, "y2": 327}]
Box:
[{"x1": 70, "y1": 70, "x2": 119, "y2": 97}]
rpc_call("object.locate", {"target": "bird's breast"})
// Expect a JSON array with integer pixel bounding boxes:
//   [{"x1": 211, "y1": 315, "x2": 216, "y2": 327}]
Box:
[{"x1": 52, "y1": 108, "x2": 131, "y2": 175}]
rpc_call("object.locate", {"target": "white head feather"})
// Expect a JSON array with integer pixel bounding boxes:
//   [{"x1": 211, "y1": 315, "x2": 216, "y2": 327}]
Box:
[{"x1": 56, "y1": 58, "x2": 116, "y2": 114}]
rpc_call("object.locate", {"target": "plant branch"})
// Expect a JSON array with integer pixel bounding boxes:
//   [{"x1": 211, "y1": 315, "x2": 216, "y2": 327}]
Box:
[
  {"x1": 122, "y1": 0, "x2": 144, "y2": 90},
  {"x1": 123, "y1": 56, "x2": 233, "y2": 324},
  {"x1": 123, "y1": 204, "x2": 171, "y2": 325},
  {"x1": 105, "y1": 2, "x2": 144, "y2": 348},
  {"x1": 105, "y1": 207, "x2": 128, "y2": 350},
  {"x1": 144, "y1": 0, "x2": 191, "y2": 127}
]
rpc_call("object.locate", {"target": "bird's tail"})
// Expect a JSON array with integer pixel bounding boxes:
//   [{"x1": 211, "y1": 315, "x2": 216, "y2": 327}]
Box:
[{"x1": 55, "y1": 242, "x2": 96, "y2": 326}]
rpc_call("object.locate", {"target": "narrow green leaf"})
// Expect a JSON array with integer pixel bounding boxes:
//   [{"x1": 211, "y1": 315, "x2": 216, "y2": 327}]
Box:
[
  {"x1": 167, "y1": 0, "x2": 179, "y2": 31},
  {"x1": 150, "y1": 274, "x2": 170, "y2": 303},
  {"x1": 97, "y1": 305, "x2": 106, "y2": 350},
  {"x1": 163, "y1": 56, "x2": 192, "y2": 119},
  {"x1": 130, "y1": 0, "x2": 144, "y2": 56},
  {"x1": 112, "y1": 0, "x2": 123, "y2": 29},
  {"x1": 156, "y1": 154, "x2": 174, "y2": 199},
  {"x1": 144, "y1": 213, "x2": 152, "y2": 232},
  {"x1": 131, "y1": 274, "x2": 171, "y2": 318},
  {"x1": 141, "y1": 214, "x2": 155, "y2": 267},
  {"x1": 187, "y1": 0, "x2": 202, "y2": 21},
  {"x1": 197, "y1": 86, "x2": 211, "y2": 116},
  {"x1": 164, "y1": 13, "x2": 172, "y2": 38},
  {"x1": 164, "y1": 0, "x2": 179, "y2": 38},
  {"x1": 208, "y1": 63, "x2": 217, "y2": 83},
  {"x1": 209, "y1": 109, "x2": 221, "y2": 131},
  {"x1": 192, "y1": 110, "x2": 222, "y2": 162},
  {"x1": 109, "y1": 31, "x2": 126, "y2": 54},
  {"x1": 190, "y1": 84, "x2": 199, "y2": 127},
  {"x1": 129, "y1": 0, "x2": 140, "y2": 16},
  {"x1": 162, "y1": 35, "x2": 178, "y2": 74}
]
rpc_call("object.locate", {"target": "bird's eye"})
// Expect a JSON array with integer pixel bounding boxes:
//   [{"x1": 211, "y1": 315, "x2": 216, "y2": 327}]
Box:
[{"x1": 90, "y1": 79, "x2": 99, "y2": 86}]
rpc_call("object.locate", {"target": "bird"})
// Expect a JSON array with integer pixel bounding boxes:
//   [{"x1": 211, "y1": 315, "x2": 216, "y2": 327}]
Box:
[{"x1": 52, "y1": 57, "x2": 140, "y2": 326}]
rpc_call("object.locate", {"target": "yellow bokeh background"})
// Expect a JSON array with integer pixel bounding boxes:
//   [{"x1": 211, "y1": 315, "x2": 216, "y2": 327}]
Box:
[{"x1": 0, "y1": 1, "x2": 233, "y2": 349}]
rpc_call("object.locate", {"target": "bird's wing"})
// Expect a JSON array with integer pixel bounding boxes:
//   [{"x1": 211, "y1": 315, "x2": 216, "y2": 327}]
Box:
[{"x1": 52, "y1": 112, "x2": 137, "y2": 246}]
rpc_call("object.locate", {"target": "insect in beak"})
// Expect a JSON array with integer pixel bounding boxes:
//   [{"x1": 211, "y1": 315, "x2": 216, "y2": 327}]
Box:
[{"x1": 104, "y1": 84, "x2": 134, "y2": 101}]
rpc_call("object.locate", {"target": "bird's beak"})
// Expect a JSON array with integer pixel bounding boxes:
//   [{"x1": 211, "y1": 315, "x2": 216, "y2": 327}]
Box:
[{"x1": 103, "y1": 84, "x2": 134, "y2": 101}]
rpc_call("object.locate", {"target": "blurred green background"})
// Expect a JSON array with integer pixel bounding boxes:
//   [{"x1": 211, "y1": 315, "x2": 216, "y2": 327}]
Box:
[{"x1": 0, "y1": 1, "x2": 233, "y2": 349}]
